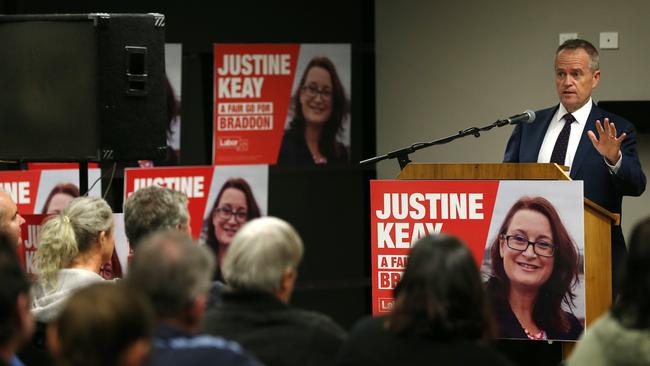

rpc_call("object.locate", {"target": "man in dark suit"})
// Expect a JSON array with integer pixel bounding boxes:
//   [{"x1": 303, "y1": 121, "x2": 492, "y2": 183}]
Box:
[{"x1": 504, "y1": 39, "x2": 646, "y2": 287}]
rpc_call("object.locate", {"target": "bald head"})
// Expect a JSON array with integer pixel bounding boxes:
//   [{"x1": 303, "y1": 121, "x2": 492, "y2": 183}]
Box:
[{"x1": 0, "y1": 190, "x2": 25, "y2": 247}]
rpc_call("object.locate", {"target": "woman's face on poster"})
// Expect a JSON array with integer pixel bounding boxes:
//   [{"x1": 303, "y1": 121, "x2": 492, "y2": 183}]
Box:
[
  {"x1": 212, "y1": 187, "x2": 248, "y2": 248},
  {"x1": 499, "y1": 209, "x2": 555, "y2": 290},
  {"x1": 46, "y1": 192, "x2": 75, "y2": 214},
  {"x1": 300, "y1": 66, "x2": 333, "y2": 126}
]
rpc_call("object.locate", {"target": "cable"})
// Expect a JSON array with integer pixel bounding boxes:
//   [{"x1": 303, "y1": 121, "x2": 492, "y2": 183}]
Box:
[
  {"x1": 102, "y1": 163, "x2": 117, "y2": 200},
  {"x1": 83, "y1": 162, "x2": 117, "y2": 197}
]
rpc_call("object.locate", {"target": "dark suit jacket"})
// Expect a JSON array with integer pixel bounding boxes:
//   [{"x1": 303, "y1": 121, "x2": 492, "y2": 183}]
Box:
[{"x1": 503, "y1": 103, "x2": 646, "y2": 277}]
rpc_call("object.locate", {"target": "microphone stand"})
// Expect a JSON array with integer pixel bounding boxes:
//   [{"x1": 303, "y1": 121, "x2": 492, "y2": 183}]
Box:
[{"x1": 360, "y1": 118, "x2": 513, "y2": 170}]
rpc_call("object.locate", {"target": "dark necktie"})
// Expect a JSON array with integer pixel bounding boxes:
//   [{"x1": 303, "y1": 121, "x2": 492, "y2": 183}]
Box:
[{"x1": 550, "y1": 113, "x2": 576, "y2": 165}]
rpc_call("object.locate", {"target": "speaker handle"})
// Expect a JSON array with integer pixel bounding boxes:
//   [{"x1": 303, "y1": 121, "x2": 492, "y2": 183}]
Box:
[{"x1": 125, "y1": 46, "x2": 148, "y2": 96}]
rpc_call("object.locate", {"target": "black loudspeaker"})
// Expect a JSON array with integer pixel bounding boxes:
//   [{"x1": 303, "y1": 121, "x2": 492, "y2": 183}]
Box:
[{"x1": 0, "y1": 13, "x2": 167, "y2": 162}]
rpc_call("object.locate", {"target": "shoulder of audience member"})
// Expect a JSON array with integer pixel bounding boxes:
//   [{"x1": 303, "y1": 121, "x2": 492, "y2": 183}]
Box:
[
  {"x1": 153, "y1": 332, "x2": 263, "y2": 366},
  {"x1": 288, "y1": 307, "x2": 348, "y2": 340},
  {"x1": 341, "y1": 316, "x2": 514, "y2": 366}
]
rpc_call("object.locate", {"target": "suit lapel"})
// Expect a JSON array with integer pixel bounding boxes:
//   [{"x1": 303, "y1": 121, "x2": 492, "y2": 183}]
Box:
[
  {"x1": 523, "y1": 106, "x2": 557, "y2": 162},
  {"x1": 570, "y1": 103, "x2": 600, "y2": 179}
]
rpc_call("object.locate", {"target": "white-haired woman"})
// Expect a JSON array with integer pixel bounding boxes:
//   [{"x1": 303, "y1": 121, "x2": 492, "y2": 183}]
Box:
[{"x1": 31, "y1": 196, "x2": 115, "y2": 323}]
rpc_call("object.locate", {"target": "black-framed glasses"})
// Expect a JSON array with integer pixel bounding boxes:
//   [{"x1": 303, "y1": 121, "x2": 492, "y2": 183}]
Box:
[
  {"x1": 214, "y1": 206, "x2": 248, "y2": 223},
  {"x1": 502, "y1": 234, "x2": 556, "y2": 257},
  {"x1": 302, "y1": 84, "x2": 332, "y2": 101}
]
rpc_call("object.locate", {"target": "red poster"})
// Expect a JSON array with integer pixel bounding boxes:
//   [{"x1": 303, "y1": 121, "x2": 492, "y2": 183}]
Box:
[
  {"x1": 213, "y1": 44, "x2": 300, "y2": 164},
  {"x1": 1, "y1": 169, "x2": 102, "y2": 214},
  {"x1": 0, "y1": 171, "x2": 41, "y2": 214},
  {"x1": 371, "y1": 180, "x2": 586, "y2": 342},
  {"x1": 17, "y1": 214, "x2": 48, "y2": 277},
  {"x1": 124, "y1": 166, "x2": 214, "y2": 239},
  {"x1": 371, "y1": 180, "x2": 498, "y2": 314},
  {"x1": 124, "y1": 165, "x2": 269, "y2": 243}
]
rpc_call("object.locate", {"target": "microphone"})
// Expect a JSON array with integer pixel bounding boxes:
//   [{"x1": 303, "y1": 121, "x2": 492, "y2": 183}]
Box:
[{"x1": 504, "y1": 110, "x2": 536, "y2": 125}]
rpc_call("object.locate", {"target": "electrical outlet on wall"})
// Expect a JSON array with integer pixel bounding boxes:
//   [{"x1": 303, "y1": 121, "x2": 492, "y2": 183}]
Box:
[
  {"x1": 559, "y1": 33, "x2": 578, "y2": 45},
  {"x1": 600, "y1": 32, "x2": 619, "y2": 49}
]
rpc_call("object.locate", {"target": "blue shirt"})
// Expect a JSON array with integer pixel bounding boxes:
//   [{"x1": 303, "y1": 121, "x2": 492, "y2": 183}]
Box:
[
  {"x1": 147, "y1": 323, "x2": 263, "y2": 366},
  {"x1": 10, "y1": 355, "x2": 25, "y2": 366}
]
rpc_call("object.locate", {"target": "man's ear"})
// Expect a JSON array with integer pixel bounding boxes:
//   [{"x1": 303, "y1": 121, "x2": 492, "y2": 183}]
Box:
[
  {"x1": 592, "y1": 69, "x2": 601, "y2": 88},
  {"x1": 275, "y1": 269, "x2": 297, "y2": 304},
  {"x1": 184, "y1": 293, "x2": 208, "y2": 329},
  {"x1": 121, "y1": 339, "x2": 151, "y2": 366},
  {"x1": 191, "y1": 293, "x2": 208, "y2": 318},
  {"x1": 176, "y1": 222, "x2": 192, "y2": 236}
]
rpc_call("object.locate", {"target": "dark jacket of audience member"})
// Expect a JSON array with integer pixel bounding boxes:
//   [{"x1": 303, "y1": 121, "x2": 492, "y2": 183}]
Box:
[
  {"x1": 127, "y1": 231, "x2": 261, "y2": 366},
  {"x1": 568, "y1": 216, "x2": 650, "y2": 366},
  {"x1": 337, "y1": 235, "x2": 513, "y2": 366},
  {"x1": 203, "y1": 290, "x2": 346, "y2": 366},
  {"x1": 201, "y1": 217, "x2": 347, "y2": 366},
  {"x1": 0, "y1": 233, "x2": 34, "y2": 366}
]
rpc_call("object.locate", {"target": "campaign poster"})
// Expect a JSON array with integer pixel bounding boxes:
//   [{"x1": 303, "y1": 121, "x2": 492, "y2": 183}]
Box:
[
  {"x1": 18, "y1": 213, "x2": 130, "y2": 278},
  {"x1": 370, "y1": 180, "x2": 585, "y2": 342},
  {"x1": 0, "y1": 168, "x2": 101, "y2": 215},
  {"x1": 123, "y1": 165, "x2": 268, "y2": 244},
  {"x1": 165, "y1": 43, "x2": 182, "y2": 164},
  {"x1": 213, "y1": 44, "x2": 351, "y2": 166}
]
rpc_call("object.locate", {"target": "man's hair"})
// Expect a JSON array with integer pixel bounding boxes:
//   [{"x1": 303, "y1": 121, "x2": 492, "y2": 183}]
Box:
[
  {"x1": 0, "y1": 232, "x2": 30, "y2": 346},
  {"x1": 52, "y1": 283, "x2": 154, "y2": 366},
  {"x1": 123, "y1": 186, "x2": 190, "y2": 248},
  {"x1": 126, "y1": 230, "x2": 214, "y2": 318},
  {"x1": 222, "y1": 217, "x2": 304, "y2": 293},
  {"x1": 556, "y1": 38, "x2": 600, "y2": 71}
]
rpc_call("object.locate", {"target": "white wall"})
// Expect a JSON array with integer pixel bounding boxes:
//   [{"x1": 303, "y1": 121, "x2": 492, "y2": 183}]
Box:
[{"x1": 375, "y1": 0, "x2": 650, "y2": 238}]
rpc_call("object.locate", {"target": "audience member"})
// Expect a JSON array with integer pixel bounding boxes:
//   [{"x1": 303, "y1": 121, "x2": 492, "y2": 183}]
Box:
[
  {"x1": 202, "y1": 217, "x2": 346, "y2": 366},
  {"x1": 567, "y1": 216, "x2": 650, "y2": 365},
  {"x1": 47, "y1": 283, "x2": 153, "y2": 366},
  {"x1": 32, "y1": 197, "x2": 114, "y2": 323},
  {"x1": 0, "y1": 189, "x2": 26, "y2": 248},
  {"x1": 337, "y1": 235, "x2": 513, "y2": 366},
  {"x1": 127, "y1": 231, "x2": 261, "y2": 366},
  {"x1": 123, "y1": 186, "x2": 191, "y2": 249},
  {"x1": 0, "y1": 233, "x2": 34, "y2": 366}
]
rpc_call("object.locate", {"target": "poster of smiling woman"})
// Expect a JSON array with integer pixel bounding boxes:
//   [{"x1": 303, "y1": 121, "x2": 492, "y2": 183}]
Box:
[
  {"x1": 370, "y1": 179, "x2": 585, "y2": 342},
  {"x1": 480, "y1": 181, "x2": 585, "y2": 342},
  {"x1": 212, "y1": 44, "x2": 351, "y2": 166}
]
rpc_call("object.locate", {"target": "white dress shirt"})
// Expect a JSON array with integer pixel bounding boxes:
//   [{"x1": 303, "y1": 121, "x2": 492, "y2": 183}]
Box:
[{"x1": 537, "y1": 99, "x2": 621, "y2": 174}]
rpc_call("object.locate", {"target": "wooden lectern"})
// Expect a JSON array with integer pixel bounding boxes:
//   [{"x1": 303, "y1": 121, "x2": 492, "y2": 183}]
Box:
[{"x1": 397, "y1": 163, "x2": 619, "y2": 357}]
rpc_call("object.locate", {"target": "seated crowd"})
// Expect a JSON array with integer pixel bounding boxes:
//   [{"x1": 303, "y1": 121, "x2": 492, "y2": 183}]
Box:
[{"x1": 1, "y1": 186, "x2": 648, "y2": 366}]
